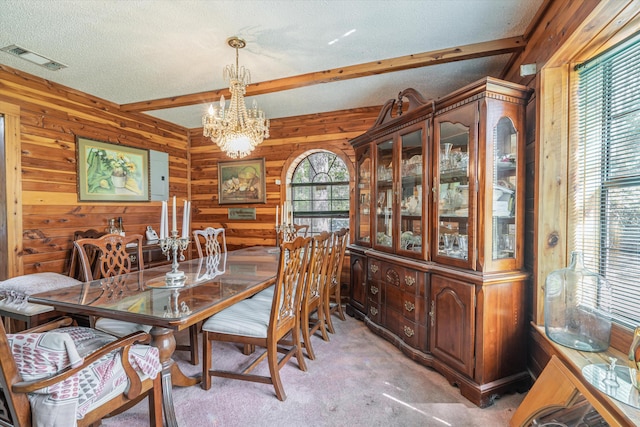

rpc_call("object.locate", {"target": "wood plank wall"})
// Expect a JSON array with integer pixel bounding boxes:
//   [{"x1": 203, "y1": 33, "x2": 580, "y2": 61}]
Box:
[
  {"x1": 188, "y1": 107, "x2": 380, "y2": 250},
  {"x1": 0, "y1": 64, "x2": 189, "y2": 277}
]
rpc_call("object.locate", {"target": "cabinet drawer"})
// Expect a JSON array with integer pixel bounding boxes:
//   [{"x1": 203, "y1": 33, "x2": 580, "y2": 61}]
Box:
[
  {"x1": 400, "y1": 268, "x2": 423, "y2": 294},
  {"x1": 402, "y1": 294, "x2": 426, "y2": 325},
  {"x1": 368, "y1": 281, "x2": 381, "y2": 302},
  {"x1": 367, "y1": 299, "x2": 381, "y2": 323},
  {"x1": 399, "y1": 318, "x2": 418, "y2": 348},
  {"x1": 368, "y1": 259, "x2": 382, "y2": 281}
]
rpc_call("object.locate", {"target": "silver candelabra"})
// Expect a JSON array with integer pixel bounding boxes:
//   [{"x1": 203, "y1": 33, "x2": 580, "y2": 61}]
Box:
[
  {"x1": 159, "y1": 231, "x2": 190, "y2": 286},
  {"x1": 275, "y1": 223, "x2": 297, "y2": 246}
]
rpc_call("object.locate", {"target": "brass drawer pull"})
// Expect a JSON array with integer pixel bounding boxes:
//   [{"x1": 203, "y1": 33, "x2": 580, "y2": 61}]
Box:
[
  {"x1": 370, "y1": 285, "x2": 379, "y2": 295},
  {"x1": 370, "y1": 264, "x2": 379, "y2": 274},
  {"x1": 404, "y1": 276, "x2": 415, "y2": 287},
  {"x1": 403, "y1": 326, "x2": 415, "y2": 337},
  {"x1": 370, "y1": 307, "x2": 378, "y2": 316},
  {"x1": 404, "y1": 301, "x2": 415, "y2": 312}
]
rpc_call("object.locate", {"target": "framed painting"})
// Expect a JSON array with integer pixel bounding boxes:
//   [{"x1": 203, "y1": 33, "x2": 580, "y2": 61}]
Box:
[
  {"x1": 218, "y1": 158, "x2": 266, "y2": 205},
  {"x1": 76, "y1": 137, "x2": 150, "y2": 202}
]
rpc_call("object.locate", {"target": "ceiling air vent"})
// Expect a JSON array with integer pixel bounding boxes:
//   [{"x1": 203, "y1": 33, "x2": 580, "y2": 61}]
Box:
[{"x1": 1, "y1": 44, "x2": 67, "y2": 71}]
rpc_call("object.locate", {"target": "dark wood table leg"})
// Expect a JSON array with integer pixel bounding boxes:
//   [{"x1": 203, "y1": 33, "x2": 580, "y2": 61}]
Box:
[
  {"x1": 149, "y1": 326, "x2": 202, "y2": 427},
  {"x1": 149, "y1": 326, "x2": 178, "y2": 427}
]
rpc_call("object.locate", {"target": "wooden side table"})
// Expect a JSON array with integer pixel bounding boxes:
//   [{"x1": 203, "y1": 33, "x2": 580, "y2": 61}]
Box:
[{"x1": 510, "y1": 326, "x2": 640, "y2": 426}]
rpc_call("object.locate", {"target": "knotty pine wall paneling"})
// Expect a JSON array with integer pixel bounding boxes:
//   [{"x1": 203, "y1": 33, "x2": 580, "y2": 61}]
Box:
[
  {"x1": 189, "y1": 107, "x2": 380, "y2": 250},
  {"x1": 0, "y1": 64, "x2": 189, "y2": 277}
]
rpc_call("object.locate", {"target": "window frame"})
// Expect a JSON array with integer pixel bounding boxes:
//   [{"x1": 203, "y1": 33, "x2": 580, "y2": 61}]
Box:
[
  {"x1": 536, "y1": 19, "x2": 640, "y2": 353},
  {"x1": 289, "y1": 151, "x2": 350, "y2": 236}
]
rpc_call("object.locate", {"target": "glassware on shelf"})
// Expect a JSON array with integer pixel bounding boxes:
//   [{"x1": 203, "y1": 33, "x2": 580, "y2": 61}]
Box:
[
  {"x1": 544, "y1": 251, "x2": 612, "y2": 352},
  {"x1": 440, "y1": 143, "x2": 453, "y2": 171}
]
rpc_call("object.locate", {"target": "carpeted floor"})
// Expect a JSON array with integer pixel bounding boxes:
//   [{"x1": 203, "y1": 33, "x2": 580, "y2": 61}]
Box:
[{"x1": 103, "y1": 314, "x2": 525, "y2": 426}]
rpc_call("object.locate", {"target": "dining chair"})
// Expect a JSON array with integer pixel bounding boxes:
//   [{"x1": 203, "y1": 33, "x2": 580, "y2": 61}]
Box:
[
  {"x1": 200, "y1": 236, "x2": 311, "y2": 401},
  {"x1": 192, "y1": 227, "x2": 227, "y2": 257},
  {"x1": 74, "y1": 233, "x2": 201, "y2": 364},
  {"x1": 299, "y1": 231, "x2": 332, "y2": 359},
  {"x1": 0, "y1": 316, "x2": 162, "y2": 427},
  {"x1": 67, "y1": 229, "x2": 107, "y2": 281},
  {"x1": 293, "y1": 224, "x2": 309, "y2": 237},
  {"x1": 324, "y1": 228, "x2": 349, "y2": 334},
  {"x1": 188, "y1": 227, "x2": 228, "y2": 361}
]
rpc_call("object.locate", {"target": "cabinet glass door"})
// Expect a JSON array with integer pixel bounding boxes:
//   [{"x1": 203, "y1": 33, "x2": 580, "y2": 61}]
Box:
[
  {"x1": 375, "y1": 139, "x2": 394, "y2": 250},
  {"x1": 356, "y1": 146, "x2": 371, "y2": 246},
  {"x1": 399, "y1": 129, "x2": 424, "y2": 255},
  {"x1": 436, "y1": 119, "x2": 470, "y2": 261},
  {"x1": 492, "y1": 117, "x2": 517, "y2": 260}
]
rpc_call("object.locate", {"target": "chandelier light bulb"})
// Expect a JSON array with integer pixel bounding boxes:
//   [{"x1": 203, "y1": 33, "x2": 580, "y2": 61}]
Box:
[{"x1": 202, "y1": 37, "x2": 269, "y2": 159}]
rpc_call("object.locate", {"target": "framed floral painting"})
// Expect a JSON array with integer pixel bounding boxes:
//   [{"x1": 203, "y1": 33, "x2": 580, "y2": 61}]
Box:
[
  {"x1": 218, "y1": 158, "x2": 266, "y2": 204},
  {"x1": 76, "y1": 137, "x2": 150, "y2": 202}
]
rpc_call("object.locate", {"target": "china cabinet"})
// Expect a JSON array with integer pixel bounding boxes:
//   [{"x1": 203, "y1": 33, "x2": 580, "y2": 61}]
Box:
[{"x1": 347, "y1": 77, "x2": 532, "y2": 407}]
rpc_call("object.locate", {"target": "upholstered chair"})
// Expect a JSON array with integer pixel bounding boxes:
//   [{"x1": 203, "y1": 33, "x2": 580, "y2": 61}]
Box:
[
  {"x1": 0, "y1": 316, "x2": 162, "y2": 426},
  {"x1": 200, "y1": 236, "x2": 311, "y2": 401}
]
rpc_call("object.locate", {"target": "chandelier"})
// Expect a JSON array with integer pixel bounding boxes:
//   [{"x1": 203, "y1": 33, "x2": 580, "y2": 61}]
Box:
[{"x1": 202, "y1": 37, "x2": 270, "y2": 159}]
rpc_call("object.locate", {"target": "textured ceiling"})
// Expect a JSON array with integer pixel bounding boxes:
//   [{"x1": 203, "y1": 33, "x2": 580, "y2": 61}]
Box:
[{"x1": 0, "y1": 0, "x2": 543, "y2": 129}]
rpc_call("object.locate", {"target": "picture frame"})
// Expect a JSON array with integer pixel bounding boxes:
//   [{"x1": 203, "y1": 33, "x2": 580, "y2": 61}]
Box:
[
  {"x1": 76, "y1": 137, "x2": 150, "y2": 202},
  {"x1": 218, "y1": 158, "x2": 266, "y2": 205}
]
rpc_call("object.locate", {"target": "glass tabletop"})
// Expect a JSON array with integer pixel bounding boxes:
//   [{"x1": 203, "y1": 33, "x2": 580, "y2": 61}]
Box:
[{"x1": 30, "y1": 246, "x2": 279, "y2": 326}]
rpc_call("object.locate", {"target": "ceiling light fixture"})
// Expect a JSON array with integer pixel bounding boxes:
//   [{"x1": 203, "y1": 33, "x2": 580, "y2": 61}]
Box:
[{"x1": 202, "y1": 37, "x2": 269, "y2": 159}]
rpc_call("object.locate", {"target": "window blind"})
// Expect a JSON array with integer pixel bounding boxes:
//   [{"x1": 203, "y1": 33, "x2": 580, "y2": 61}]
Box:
[{"x1": 572, "y1": 32, "x2": 640, "y2": 328}]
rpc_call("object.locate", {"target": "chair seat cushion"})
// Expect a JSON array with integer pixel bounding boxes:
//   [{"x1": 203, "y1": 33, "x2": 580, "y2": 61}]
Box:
[
  {"x1": 9, "y1": 326, "x2": 161, "y2": 425},
  {"x1": 0, "y1": 300, "x2": 54, "y2": 315},
  {"x1": 94, "y1": 317, "x2": 153, "y2": 337},
  {"x1": 250, "y1": 285, "x2": 274, "y2": 302},
  {"x1": 0, "y1": 273, "x2": 81, "y2": 309},
  {"x1": 202, "y1": 298, "x2": 272, "y2": 338}
]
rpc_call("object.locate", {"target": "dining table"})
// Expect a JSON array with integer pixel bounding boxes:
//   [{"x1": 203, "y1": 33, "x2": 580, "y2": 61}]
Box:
[{"x1": 30, "y1": 245, "x2": 280, "y2": 427}]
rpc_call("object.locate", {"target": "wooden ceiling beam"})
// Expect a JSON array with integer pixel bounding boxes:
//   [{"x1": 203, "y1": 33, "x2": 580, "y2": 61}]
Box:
[{"x1": 121, "y1": 36, "x2": 525, "y2": 113}]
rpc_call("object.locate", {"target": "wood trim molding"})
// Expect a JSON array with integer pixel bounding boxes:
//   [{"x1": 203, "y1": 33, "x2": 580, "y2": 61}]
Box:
[
  {"x1": 0, "y1": 101, "x2": 23, "y2": 278},
  {"x1": 535, "y1": 66, "x2": 569, "y2": 325}
]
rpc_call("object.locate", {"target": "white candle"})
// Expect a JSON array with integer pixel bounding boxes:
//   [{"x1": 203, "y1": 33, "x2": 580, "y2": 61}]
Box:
[
  {"x1": 181, "y1": 200, "x2": 188, "y2": 238},
  {"x1": 160, "y1": 201, "x2": 166, "y2": 240},
  {"x1": 283, "y1": 202, "x2": 287, "y2": 226},
  {"x1": 164, "y1": 202, "x2": 169, "y2": 239},
  {"x1": 186, "y1": 201, "x2": 191, "y2": 237},
  {"x1": 275, "y1": 205, "x2": 279, "y2": 228},
  {"x1": 172, "y1": 195, "x2": 177, "y2": 233}
]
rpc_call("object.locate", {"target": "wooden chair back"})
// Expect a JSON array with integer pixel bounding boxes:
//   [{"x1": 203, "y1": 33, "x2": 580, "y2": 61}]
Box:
[
  {"x1": 193, "y1": 227, "x2": 227, "y2": 258},
  {"x1": 74, "y1": 234, "x2": 144, "y2": 282},
  {"x1": 300, "y1": 231, "x2": 332, "y2": 359},
  {"x1": 67, "y1": 229, "x2": 107, "y2": 281},
  {"x1": 293, "y1": 224, "x2": 309, "y2": 237},
  {"x1": 271, "y1": 236, "x2": 311, "y2": 336},
  {"x1": 324, "y1": 228, "x2": 349, "y2": 332},
  {"x1": 328, "y1": 228, "x2": 348, "y2": 287}
]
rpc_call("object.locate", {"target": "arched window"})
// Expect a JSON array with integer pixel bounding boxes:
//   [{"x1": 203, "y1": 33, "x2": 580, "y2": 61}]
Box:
[{"x1": 290, "y1": 151, "x2": 350, "y2": 236}]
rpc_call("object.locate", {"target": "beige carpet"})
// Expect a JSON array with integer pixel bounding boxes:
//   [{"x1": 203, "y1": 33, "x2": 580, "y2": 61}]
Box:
[{"x1": 103, "y1": 314, "x2": 524, "y2": 426}]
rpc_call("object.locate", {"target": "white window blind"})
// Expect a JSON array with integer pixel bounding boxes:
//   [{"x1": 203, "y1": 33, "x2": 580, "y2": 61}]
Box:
[{"x1": 572, "y1": 32, "x2": 640, "y2": 328}]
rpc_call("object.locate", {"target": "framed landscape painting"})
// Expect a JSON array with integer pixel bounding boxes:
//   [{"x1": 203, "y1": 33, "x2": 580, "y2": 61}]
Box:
[
  {"x1": 218, "y1": 158, "x2": 266, "y2": 204},
  {"x1": 76, "y1": 137, "x2": 150, "y2": 202}
]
